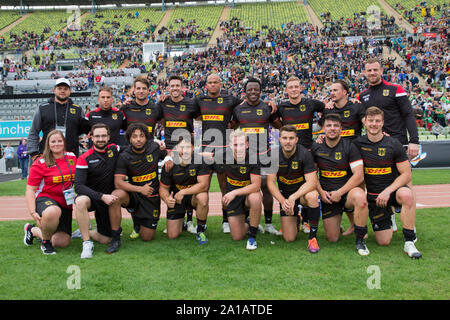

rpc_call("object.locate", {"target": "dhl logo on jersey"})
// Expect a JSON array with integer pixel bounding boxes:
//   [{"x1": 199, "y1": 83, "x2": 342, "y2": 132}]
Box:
[
  {"x1": 364, "y1": 167, "x2": 392, "y2": 175},
  {"x1": 176, "y1": 184, "x2": 195, "y2": 190},
  {"x1": 321, "y1": 170, "x2": 347, "y2": 178},
  {"x1": 279, "y1": 176, "x2": 304, "y2": 185},
  {"x1": 227, "y1": 177, "x2": 250, "y2": 187},
  {"x1": 242, "y1": 127, "x2": 265, "y2": 134},
  {"x1": 131, "y1": 171, "x2": 157, "y2": 183},
  {"x1": 166, "y1": 121, "x2": 187, "y2": 128},
  {"x1": 202, "y1": 115, "x2": 224, "y2": 121},
  {"x1": 52, "y1": 174, "x2": 74, "y2": 184},
  {"x1": 294, "y1": 123, "x2": 309, "y2": 130},
  {"x1": 341, "y1": 129, "x2": 355, "y2": 137}
]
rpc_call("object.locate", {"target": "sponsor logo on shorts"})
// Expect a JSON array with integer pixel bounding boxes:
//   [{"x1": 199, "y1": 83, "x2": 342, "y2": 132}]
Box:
[
  {"x1": 279, "y1": 176, "x2": 304, "y2": 185},
  {"x1": 294, "y1": 123, "x2": 309, "y2": 130},
  {"x1": 166, "y1": 121, "x2": 187, "y2": 127},
  {"x1": 202, "y1": 115, "x2": 224, "y2": 121},
  {"x1": 321, "y1": 170, "x2": 347, "y2": 178},
  {"x1": 131, "y1": 171, "x2": 157, "y2": 182},
  {"x1": 364, "y1": 167, "x2": 392, "y2": 175},
  {"x1": 242, "y1": 127, "x2": 265, "y2": 133},
  {"x1": 341, "y1": 129, "x2": 355, "y2": 136},
  {"x1": 227, "y1": 177, "x2": 250, "y2": 187}
]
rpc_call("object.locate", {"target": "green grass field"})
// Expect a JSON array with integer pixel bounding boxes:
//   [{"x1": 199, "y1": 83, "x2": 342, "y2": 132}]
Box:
[
  {"x1": 1, "y1": 169, "x2": 449, "y2": 196},
  {"x1": 0, "y1": 208, "x2": 448, "y2": 299}
]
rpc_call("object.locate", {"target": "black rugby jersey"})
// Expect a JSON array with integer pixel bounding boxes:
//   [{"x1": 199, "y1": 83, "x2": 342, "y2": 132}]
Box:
[
  {"x1": 311, "y1": 138, "x2": 362, "y2": 192},
  {"x1": 85, "y1": 107, "x2": 125, "y2": 145},
  {"x1": 353, "y1": 135, "x2": 409, "y2": 195},
  {"x1": 321, "y1": 101, "x2": 365, "y2": 140},
  {"x1": 158, "y1": 97, "x2": 200, "y2": 149},
  {"x1": 275, "y1": 145, "x2": 316, "y2": 195},
  {"x1": 232, "y1": 100, "x2": 278, "y2": 154},
  {"x1": 359, "y1": 80, "x2": 419, "y2": 145},
  {"x1": 121, "y1": 100, "x2": 162, "y2": 138},
  {"x1": 160, "y1": 162, "x2": 211, "y2": 194},
  {"x1": 75, "y1": 144, "x2": 120, "y2": 200},
  {"x1": 215, "y1": 148, "x2": 261, "y2": 193},
  {"x1": 115, "y1": 141, "x2": 167, "y2": 196},
  {"x1": 277, "y1": 98, "x2": 325, "y2": 149},
  {"x1": 195, "y1": 94, "x2": 242, "y2": 147}
]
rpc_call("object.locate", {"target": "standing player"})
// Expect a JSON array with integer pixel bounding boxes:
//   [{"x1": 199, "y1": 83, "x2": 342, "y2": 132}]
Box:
[
  {"x1": 231, "y1": 77, "x2": 283, "y2": 235},
  {"x1": 311, "y1": 114, "x2": 367, "y2": 245},
  {"x1": 276, "y1": 76, "x2": 326, "y2": 233},
  {"x1": 320, "y1": 80, "x2": 365, "y2": 235},
  {"x1": 353, "y1": 107, "x2": 421, "y2": 258},
  {"x1": 266, "y1": 125, "x2": 320, "y2": 252},
  {"x1": 160, "y1": 137, "x2": 211, "y2": 243},
  {"x1": 110, "y1": 123, "x2": 171, "y2": 242},
  {"x1": 74, "y1": 124, "x2": 121, "y2": 258},
  {"x1": 217, "y1": 130, "x2": 262, "y2": 250},
  {"x1": 85, "y1": 86, "x2": 126, "y2": 146},
  {"x1": 360, "y1": 58, "x2": 420, "y2": 231}
]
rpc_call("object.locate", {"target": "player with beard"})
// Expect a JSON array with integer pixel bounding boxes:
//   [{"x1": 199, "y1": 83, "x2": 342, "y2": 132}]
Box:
[
  {"x1": 231, "y1": 78, "x2": 283, "y2": 236},
  {"x1": 109, "y1": 123, "x2": 171, "y2": 243},
  {"x1": 73, "y1": 124, "x2": 121, "y2": 257},
  {"x1": 353, "y1": 107, "x2": 421, "y2": 259}
]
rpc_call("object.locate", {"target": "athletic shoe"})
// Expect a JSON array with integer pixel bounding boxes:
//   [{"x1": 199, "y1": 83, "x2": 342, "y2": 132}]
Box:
[
  {"x1": 391, "y1": 215, "x2": 397, "y2": 232},
  {"x1": 222, "y1": 222, "x2": 230, "y2": 234},
  {"x1": 80, "y1": 240, "x2": 94, "y2": 259},
  {"x1": 302, "y1": 222, "x2": 311, "y2": 234},
  {"x1": 106, "y1": 238, "x2": 121, "y2": 254},
  {"x1": 71, "y1": 223, "x2": 92, "y2": 239},
  {"x1": 258, "y1": 224, "x2": 265, "y2": 234},
  {"x1": 186, "y1": 221, "x2": 197, "y2": 234},
  {"x1": 40, "y1": 241, "x2": 56, "y2": 255},
  {"x1": 129, "y1": 229, "x2": 140, "y2": 239},
  {"x1": 356, "y1": 238, "x2": 370, "y2": 256},
  {"x1": 246, "y1": 237, "x2": 257, "y2": 250},
  {"x1": 23, "y1": 223, "x2": 34, "y2": 246},
  {"x1": 264, "y1": 223, "x2": 282, "y2": 236},
  {"x1": 404, "y1": 241, "x2": 422, "y2": 259},
  {"x1": 308, "y1": 237, "x2": 320, "y2": 253},
  {"x1": 163, "y1": 228, "x2": 167, "y2": 234},
  {"x1": 196, "y1": 232, "x2": 208, "y2": 244}
]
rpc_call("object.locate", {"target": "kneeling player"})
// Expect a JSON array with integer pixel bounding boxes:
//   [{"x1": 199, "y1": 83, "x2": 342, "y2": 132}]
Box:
[
  {"x1": 311, "y1": 114, "x2": 367, "y2": 244},
  {"x1": 353, "y1": 107, "x2": 421, "y2": 258},
  {"x1": 160, "y1": 137, "x2": 211, "y2": 243},
  {"x1": 266, "y1": 125, "x2": 321, "y2": 252},
  {"x1": 111, "y1": 123, "x2": 170, "y2": 243},
  {"x1": 218, "y1": 130, "x2": 262, "y2": 250}
]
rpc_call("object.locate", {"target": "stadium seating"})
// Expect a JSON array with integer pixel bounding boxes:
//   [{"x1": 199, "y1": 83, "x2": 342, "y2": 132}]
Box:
[{"x1": 0, "y1": 10, "x2": 21, "y2": 30}]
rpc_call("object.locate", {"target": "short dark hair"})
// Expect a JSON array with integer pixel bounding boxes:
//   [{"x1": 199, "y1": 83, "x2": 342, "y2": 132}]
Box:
[
  {"x1": 91, "y1": 123, "x2": 110, "y2": 136},
  {"x1": 364, "y1": 58, "x2": 382, "y2": 68},
  {"x1": 133, "y1": 75, "x2": 150, "y2": 89},
  {"x1": 279, "y1": 125, "x2": 297, "y2": 135},
  {"x1": 244, "y1": 77, "x2": 262, "y2": 92},
  {"x1": 168, "y1": 75, "x2": 183, "y2": 84},
  {"x1": 323, "y1": 113, "x2": 342, "y2": 125},
  {"x1": 333, "y1": 80, "x2": 349, "y2": 95},
  {"x1": 125, "y1": 122, "x2": 149, "y2": 143},
  {"x1": 98, "y1": 86, "x2": 113, "y2": 96}
]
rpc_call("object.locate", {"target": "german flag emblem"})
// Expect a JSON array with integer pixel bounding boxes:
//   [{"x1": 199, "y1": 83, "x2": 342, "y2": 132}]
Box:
[
  {"x1": 378, "y1": 148, "x2": 386, "y2": 157},
  {"x1": 217, "y1": 97, "x2": 223, "y2": 104},
  {"x1": 291, "y1": 161, "x2": 298, "y2": 169},
  {"x1": 70, "y1": 108, "x2": 76, "y2": 114},
  {"x1": 146, "y1": 109, "x2": 151, "y2": 115},
  {"x1": 189, "y1": 169, "x2": 196, "y2": 176},
  {"x1": 107, "y1": 150, "x2": 114, "y2": 158},
  {"x1": 240, "y1": 167, "x2": 246, "y2": 174},
  {"x1": 180, "y1": 105, "x2": 186, "y2": 112},
  {"x1": 383, "y1": 90, "x2": 389, "y2": 96},
  {"x1": 344, "y1": 110, "x2": 350, "y2": 118},
  {"x1": 146, "y1": 154, "x2": 153, "y2": 162},
  {"x1": 257, "y1": 109, "x2": 263, "y2": 116},
  {"x1": 299, "y1": 104, "x2": 306, "y2": 112},
  {"x1": 335, "y1": 152, "x2": 342, "y2": 160}
]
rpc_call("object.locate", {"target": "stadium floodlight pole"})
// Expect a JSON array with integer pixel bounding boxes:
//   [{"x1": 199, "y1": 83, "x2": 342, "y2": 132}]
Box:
[
  {"x1": 162, "y1": 0, "x2": 165, "y2": 12},
  {"x1": 91, "y1": 0, "x2": 96, "y2": 14}
]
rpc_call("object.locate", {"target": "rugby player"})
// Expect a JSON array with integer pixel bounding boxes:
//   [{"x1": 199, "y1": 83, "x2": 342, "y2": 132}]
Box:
[
  {"x1": 74, "y1": 124, "x2": 121, "y2": 257},
  {"x1": 217, "y1": 130, "x2": 262, "y2": 250},
  {"x1": 266, "y1": 125, "x2": 320, "y2": 252},
  {"x1": 160, "y1": 137, "x2": 211, "y2": 243},
  {"x1": 353, "y1": 107, "x2": 421, "y2": 258},
  {"x1": 110, "y1": 123, "x2": 172, "y2": 243},
  {"x1": 231, "y1": 77, "x2": 283, "y2": 236},
  {"x1": 311, "y1": 114, "x2": 367, "y2": 245}
]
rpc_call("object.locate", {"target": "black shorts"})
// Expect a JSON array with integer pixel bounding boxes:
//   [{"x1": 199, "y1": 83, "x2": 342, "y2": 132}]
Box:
[
  {"x1": 126, "y1": 192, "x2": 160, "y2": 230},
  {"x1": 225, "y1": 195, "x2": 248, "y2": 217},
  {"x1": 167, "y1": 194, "x2": 193, "y2": 220},
  {"x1": 320, "y1": 193, "x2": 349, "y2": 220},
  {"x1": 88, "y1": 198, "x2": 112, "y2": 238},
  {"x1": 367, "y1": 190, "x2": 403, "y2": 232},
  {"x1": 35, "y1": 196, "x2": 72, "y2": 235}
]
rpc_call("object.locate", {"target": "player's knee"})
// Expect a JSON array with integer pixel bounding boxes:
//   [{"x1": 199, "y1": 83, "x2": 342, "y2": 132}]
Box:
[
  {"x1": 75, "y1": 196, "x2": 90, "y2": 208},
  {"x1": 196, "y1": 193, "x2": 209, "y2": 207},
  {"x1": 397, "y1": 189, "x2": 414, "y2": 207},
  {"x1": 377, "y1": 238, "x2": 391, "y2": 246},
  {"x1": 43, "y1": 206, "x2": 61, "y2": 220},
  {"x1": 305, "y1": 191, "x2": 319, "y2": 207},
  {"x1": 326, "y1": 232, "x2": 340, "y2": 243},
  {"x1": 283, "y1": 234, "x2": 296, "y2": 242},
  {"x1": 248, "y1": 192, "x2": 262, "y2": 208}
]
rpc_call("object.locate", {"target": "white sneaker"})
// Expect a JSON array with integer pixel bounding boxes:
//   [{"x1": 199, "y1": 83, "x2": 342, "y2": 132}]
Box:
[
  {"x1": 264, "y1": 223, "x2": 282, "y2": 236},
  {"x1": 404, "y1": 241, "x2": 422, "y2": 259},
  {"x1": 186, "y1": 221, "x2": 197, "y2": 234},
  {"x1": 81, "y1": 240, "x2": 94, "y2": 259},
  {"x1": 71, "y1": 229, "x2": 82, "y2": 239},
  {"x1": 163, "y1": 228, "x2": 167, "y2": 234},
  {"x1": 301, "y1": 222, "x2": 310, "y2": 234},
  {"x1": 222, "y1": 222, "x2": 230, "y2": 234},
  {"x1": 391, "y1": 215, "x2": 397, "y2": 232},
  {"x1": 258, "y1": 224, "x2": 265, "y2": 234},
  {"x1": 246, "y1": 237, "x2": 257, "y2": 250}
]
